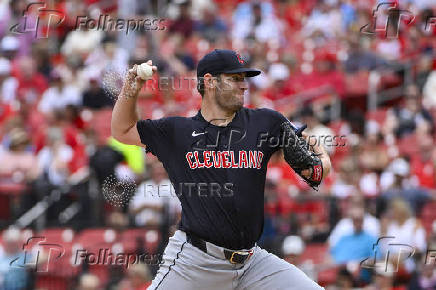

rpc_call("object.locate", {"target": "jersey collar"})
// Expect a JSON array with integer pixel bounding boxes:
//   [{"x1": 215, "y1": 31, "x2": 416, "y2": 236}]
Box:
[{"x1": 194, "y1": 107, "x2": 244, "y2": 128}]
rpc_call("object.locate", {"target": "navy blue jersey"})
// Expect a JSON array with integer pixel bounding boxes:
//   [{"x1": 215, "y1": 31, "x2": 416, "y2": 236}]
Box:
[{"x1": 136, "y1": 107, "x2": 289, "y2": 249}]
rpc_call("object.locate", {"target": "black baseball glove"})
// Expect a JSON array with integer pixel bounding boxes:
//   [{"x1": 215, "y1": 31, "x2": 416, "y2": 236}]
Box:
[{"x1": 280, "y1": 121, "x2": 323, "y2": 190}]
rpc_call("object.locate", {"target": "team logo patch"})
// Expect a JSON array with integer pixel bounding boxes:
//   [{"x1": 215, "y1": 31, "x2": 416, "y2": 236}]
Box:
[
  {"x1": 311, "y1": 165, "x2": 322, "y2": 182},
  {"x1": 236, "y1": 53, "x2": 245, "y2": 64}
]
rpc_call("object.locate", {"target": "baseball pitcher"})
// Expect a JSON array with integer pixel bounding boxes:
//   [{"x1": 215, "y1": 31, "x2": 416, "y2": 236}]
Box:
[{"x1": 111, "y1": 49, "x2": 331, "y2": 289}]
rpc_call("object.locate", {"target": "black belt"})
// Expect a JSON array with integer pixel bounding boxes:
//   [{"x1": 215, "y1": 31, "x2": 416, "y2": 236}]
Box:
[{"x1": 186, "y1": 232, "x2": 254, "y2": 264}]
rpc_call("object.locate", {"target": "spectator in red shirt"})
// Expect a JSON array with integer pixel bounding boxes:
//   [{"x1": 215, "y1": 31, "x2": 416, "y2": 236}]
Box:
[
  {"x1": 33, "y1": 109, "x2": 87, "y2": 173},
  {"x1": 267, "y1": 150, "x2": 309, "y2": 196},
  {"x1": 169, "y1": 1, "x2": 195, "y2": 38},
  {"x1": 263, "y1": 62, "x2": 294, "y2": 102},
  {"x1": 410, "y1": 134, "x2": 436, "y2": 189},
  {"x1": 15, "y1": 57, "x2": 48, "y2": 106}
]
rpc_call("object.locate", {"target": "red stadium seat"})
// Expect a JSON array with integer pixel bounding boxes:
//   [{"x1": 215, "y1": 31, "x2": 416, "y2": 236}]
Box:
[
  {"x1": 35, "y1": 228, "x2": 76, "y2": 275},
  {"x1": 366, "y1": 109, "x2": 387, "y2": 125},
  {"x1": 71, "y1": 228, "x2": 123, "y2": 286},
  {"x1": 89, "y1": 264, "x2": 111, "y2": 286},
  {"x1": 318, "y1": 266, "x2": 339, "y2": 287},
  {"x1": 345, "y1": 71, "x2": 369, "y2": 97},
  {"x1": 300, "y1": 243, "x2": 328, "y2": 265},
  {"x1": 120, "y1": 228, "x2": 161, "y2": 254},
  {"x1": 72, "y1": 228, "x2": 122, "y2": 263},
  {"x1": 38, "y1": 228, "x2": 75, "y2": 245},
  {"x1": 35, "y1": 275, "x2": 70, "y2": 290},
  {"x1": 75, "y1": 228, "x2": 120, "y2": 246},
  {"x1": 328, "y1": 120, "x2": 347, "y2": 136},
  {"x1": 397, "y1": 133, "x2": 420, "y2": 157},
  {"x1": 30, "y1": 237, "x2": 79, "y2": 281},
  {"x1": 379, "y1": 73, "x2": 402, "y2": 90}
]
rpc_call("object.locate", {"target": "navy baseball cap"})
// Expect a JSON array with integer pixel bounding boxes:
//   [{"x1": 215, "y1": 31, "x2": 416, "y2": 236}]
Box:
[{"x1": 197, "y1": 49, "x2": 261, "y2": 79}]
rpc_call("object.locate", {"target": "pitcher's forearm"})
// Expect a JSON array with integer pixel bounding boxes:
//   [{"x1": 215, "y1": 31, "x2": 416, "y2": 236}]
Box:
[
  {"x1": 111, "y1": 62, "x2": 156, "y2": 144},
  {"x1": 111, "y1": 64, "x2": 143, "y2": 137},
  {"x1": 111, "y1": 92, "x2": 139, "y2": 136}
]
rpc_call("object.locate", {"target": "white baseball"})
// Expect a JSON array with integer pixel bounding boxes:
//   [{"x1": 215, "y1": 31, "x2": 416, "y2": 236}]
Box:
[{"x1": 137, "y1": 63, "x2": 153, "y2": 80}]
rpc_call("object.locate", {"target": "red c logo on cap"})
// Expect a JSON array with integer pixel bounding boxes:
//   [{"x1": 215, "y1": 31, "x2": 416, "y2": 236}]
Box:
[{"x1": 236, "y1": 53, "x2": 244, "y2": 64}]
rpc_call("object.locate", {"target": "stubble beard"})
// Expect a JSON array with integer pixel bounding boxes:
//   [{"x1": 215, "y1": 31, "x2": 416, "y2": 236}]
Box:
[{"x1": 216, "y1": 92, "x2": 243, "y2": 113}]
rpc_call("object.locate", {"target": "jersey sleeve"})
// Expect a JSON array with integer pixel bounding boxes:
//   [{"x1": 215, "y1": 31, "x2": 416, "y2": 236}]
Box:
[
  {"x1": 263, "y1": 109, "x2": 291, "y2": 153},
  {"x1": 136, "y1": 118, "x2": 174, "y2": 158},
  {"x1": 270, "y1": 109, "x2": 290, "y2": 127}
]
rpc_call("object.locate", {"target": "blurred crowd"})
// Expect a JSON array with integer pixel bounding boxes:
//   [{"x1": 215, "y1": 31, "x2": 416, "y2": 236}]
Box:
[{"x1": 0, "y1": 0, "x2": 435, "y2": 289}]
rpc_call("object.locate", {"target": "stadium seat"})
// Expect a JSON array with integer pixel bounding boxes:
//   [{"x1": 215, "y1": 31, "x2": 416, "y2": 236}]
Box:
[
  {"x1": 75, "y1": 228, "x2": 119, "y2": 245},
  {"x1": 68, "y1": 228, "x2": 124, "y2": 286},
  {"x1": 39, "y1": 228, "x2": 75, "y2": 245},
  {"x1": 317, "y1": 266, "x2": 339, "y2": 287},
  {"x1": 379, "y1": 73, "x2": 402, "y2": 90},
  {"x1": 345, "y1": 71, "x2": 369, "y2": 97},
  {"x1": 120, "y1": 228, "x2": 161, "y2": 254},
  {"x1": 300, "y1": 243, "x2": 329, "y2": 265},
  {"x1": 366, "y1": 109, "x2": 387, "y2": 125},
  {"x1": 397, "y1": 133, "x2": 420, "y2": 156},
  {"x1": 35, "y1": 275, "x2": 70, "y2": 290}
]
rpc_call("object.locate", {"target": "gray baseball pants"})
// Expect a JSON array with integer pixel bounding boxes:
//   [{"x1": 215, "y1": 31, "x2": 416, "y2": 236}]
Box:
[{"x1": 148, "y1": 230, "x2": 324, "y2": 290}]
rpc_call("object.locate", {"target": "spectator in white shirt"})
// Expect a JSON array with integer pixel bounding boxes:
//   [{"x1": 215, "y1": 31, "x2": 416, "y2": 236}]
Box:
[
  {"x1": 328, "y1": 206, "x2": 380, "y2": 248},
  {"x1": 38, "y1": 71, "x2": 81, "y2": 114},
  {"x1": 382, "y1": 197, "x2": 426, "y2": 253},
  {"x1": 232, "y1": 1, "x2": 283, "y2": 45},
  {"x1": 130, "y1": 162, "x2": 181, "y2": 227},
  {"x1": 379, "y1": 197, "x2": 426, "y2": 274},
  {"x1": 0, "y1": 58, "x2": 17, "y2": 104},
  {"x1": 37, "y1": 127, "x2": 73, "y2": 186}
]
